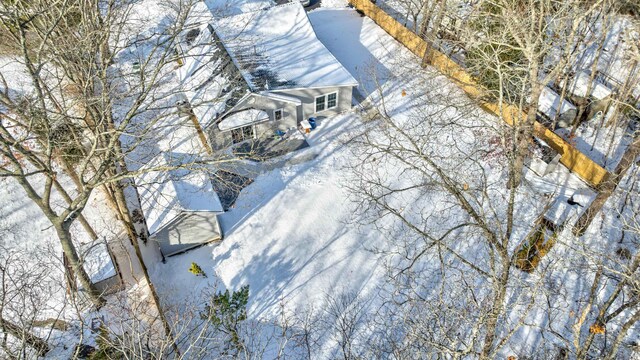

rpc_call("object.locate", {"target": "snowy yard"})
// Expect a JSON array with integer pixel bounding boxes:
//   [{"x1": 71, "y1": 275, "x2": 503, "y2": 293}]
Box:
[
  {"x1": 153, "y1": 113, "x2": 386, "y2": 316},
  {"x1": 556, "y1": 115, "x2": 636, "y2": 171},
  {"x1": 150, "y1": 7, "x2": 601, "y2": 357},
  {"x1": 2, "y1": 0, "x2": 638, "y2": 358}
]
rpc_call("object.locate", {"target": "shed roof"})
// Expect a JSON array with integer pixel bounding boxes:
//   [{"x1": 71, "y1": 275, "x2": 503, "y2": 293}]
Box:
[
  {"x1": 213, "y1": 2, "x2": 359, "y2": 91},
  {"x1": 81, "y1": 241, "x2": 117, "y2": 284},
  {"x1": 137, "y1": 152, "x2": 223, "y2": 235}
]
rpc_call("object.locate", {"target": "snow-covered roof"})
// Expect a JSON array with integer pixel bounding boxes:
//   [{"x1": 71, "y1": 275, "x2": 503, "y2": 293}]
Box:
[
  {"x1": 213, "y1": 2, "x2": 359, "y2": 91},
  {"x1": 137, "y1": 152, "x2": 223, "y2": 235},
  {"x1": 563, "y1": 71, "x2": 613, "y2": 100},
  {"x1": 545, "y1": 191, "x2": 592, "y2": 227},
  {"x1": 207, "y1": 0, "x2": 273, "y2": 17},
  {"x1": 176, "y1": 22, "x2": 248, "y2": 129},
  {"x1": 538, "y1": 86, "x2": 577, "y2": 119},
  {"x1": 81, "y1": 241, "x2": 117, "y2": 284},
  {"x1": 184, "y1": 1, "x2": 216, "y2": 33},
  {"x1": 218, "y1": 108, "x2": 269, "y2": 131}
]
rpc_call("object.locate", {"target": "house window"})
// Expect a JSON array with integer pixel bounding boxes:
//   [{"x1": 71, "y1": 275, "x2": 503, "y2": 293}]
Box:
[
  {"x1": 315, "y1": 92, "x2": 338, "y2": 113},
  {"x1": 274, "y1": 108, "x2": 284, "y2": 121},
  {"x1": 315, "y1": 96, "x2": 326, "y2": 112},
  {"x1": 327, "y1": 93, "x2": 337, "y2": 108},
  {"x1": 231, "y1": 125, "x2": 254, "y2": 144}
]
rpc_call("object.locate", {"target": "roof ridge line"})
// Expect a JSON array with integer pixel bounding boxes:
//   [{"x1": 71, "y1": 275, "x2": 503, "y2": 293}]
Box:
[{"x1": 217, "y1": 1, "x2": 300, "y2": 20}]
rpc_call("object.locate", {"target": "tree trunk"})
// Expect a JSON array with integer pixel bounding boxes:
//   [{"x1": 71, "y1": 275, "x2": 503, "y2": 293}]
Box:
[
  {"x1": 111, "y1": 181, "x2": 180, "y2": 356},
  {"x1": 418, "y1": 0, "x2": 436, "y2": 39},
  {"x1": 509, "y1": 82, "x2": 543, "y2": 189},
  {"x1": 189, "y1": 112, "x2": 213, "y2": 156},
  {"x1": 480, "y1": 263, "x2": 510, "y2": 358},
  {"x1": 52, "y1": 179, "x2": 98, "y2": 240},
  {"x1": 420, "y1": 0, "x2": 446, "y2": 66},
  {"x1": 59, "y1": 156, "x2": 84, "y2": 193},
  {"x1": 54, "y1": 223, "x2": 106, "y2": 308},
  {"x1": 573, "y1": 134, "x2": 640, "y2": 236},
  {"x1": 0, "y1": 316, "x2": 49, "y2": 357},
  {"x1": 101, "y1": 183, "x2": 123, "y2": 221},
  {"x1": 570, "y1": 20, "x2": 610, "y2": 136}
]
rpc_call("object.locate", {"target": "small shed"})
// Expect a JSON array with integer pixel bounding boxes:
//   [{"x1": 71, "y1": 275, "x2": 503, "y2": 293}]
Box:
[
  {"x1": 65, "y1": 240, "x2": 124, "y2": 296},
  {"x1": 82, "y1": 240, "x2": 124, "y2": 294},
  {"x1": 137, "y1": 152, "x2": 224, "y2": 257},
  {"x1": 151, "y1": 211, "x2": 222, "y2": 257}
]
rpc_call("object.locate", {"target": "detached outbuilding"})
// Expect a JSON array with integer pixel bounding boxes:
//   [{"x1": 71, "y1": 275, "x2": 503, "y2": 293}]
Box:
[
  {"x1": 137, "y1": 152, "x2": 224, "y2": 257},
  {"x1": 537, "y1": 86, "x2": 578, "y2": 128}
]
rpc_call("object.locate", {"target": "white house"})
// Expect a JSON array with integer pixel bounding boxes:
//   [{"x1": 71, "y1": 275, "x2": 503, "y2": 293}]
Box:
[{"x1": 177, "y1": 2, "x2": 359, "y2": 151}]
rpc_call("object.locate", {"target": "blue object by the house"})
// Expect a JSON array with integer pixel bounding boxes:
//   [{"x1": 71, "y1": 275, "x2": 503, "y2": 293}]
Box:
[
  {"x1": 275, "y1": 129, "x2": 286, "y2": 137},
  {"x1": 308, "y1": 117, "x2": 317, "y2": 130}
]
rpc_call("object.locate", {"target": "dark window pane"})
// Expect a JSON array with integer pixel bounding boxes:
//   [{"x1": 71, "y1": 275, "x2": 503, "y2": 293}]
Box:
[
  {"x1": 231, "y1": 129, "x2": 243, "y2": 144},
  {"x1": 315, "y1": 96, "x2": 326, "y2": 112},
  {"x1": 327, "y1": 93, "x2": 337, "y2": 108},
  {"x1": 242, "y1": 126, "x2": 253, "y2": 138}
]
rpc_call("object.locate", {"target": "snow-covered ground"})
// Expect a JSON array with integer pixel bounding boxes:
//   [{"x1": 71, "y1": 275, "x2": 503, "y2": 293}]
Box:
[
  {"x1": 2, "y1": 0, "x2": 638, "y2": 358},
  {"x1": 556, "y1": 115, "x2": 635, "y2": 171},
  {"x1": 149, "y1": 7, "x2": 607, "y2": 357},
  {"x1": 153, "y1": 112, "x2": 386, "y2": 315}
]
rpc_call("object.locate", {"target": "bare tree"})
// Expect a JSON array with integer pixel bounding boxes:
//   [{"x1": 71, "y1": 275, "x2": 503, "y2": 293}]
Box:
[
  {"x1": 342, "y1": 51, "x2": 630, "y2": 357},
  {"x1": 0, "y1": 0, "x2": 214, "y2": 309},
  {"x1": 0, "y1": 240, "x2": 65, "y2": 358},
  {"x1": 461, "y1": 0, "x2": 608, "y2": 188}
]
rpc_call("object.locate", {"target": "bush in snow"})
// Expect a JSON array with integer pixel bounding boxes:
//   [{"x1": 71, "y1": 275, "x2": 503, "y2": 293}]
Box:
[
  {"x1": 515, "y1": 224, "x2": 558, "y2": 272},
  {"x1": 188, "y1": 262, "x2": 207, "y2": 277}
]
